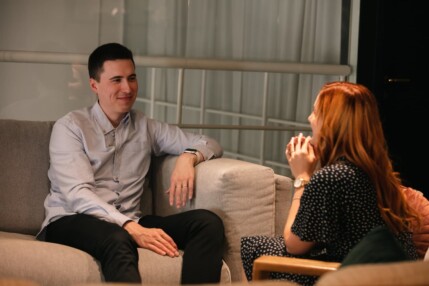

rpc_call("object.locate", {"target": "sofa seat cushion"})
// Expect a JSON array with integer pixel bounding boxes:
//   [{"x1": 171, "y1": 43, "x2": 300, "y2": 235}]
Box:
[
  {"x1": 0, "y1": 231, "x2": 103, "y2": 286},
  {"x1": 138, "y1": 249, "x2": 231, "y2": 284},
  {"x1": 0, "y1": 231, "x2": 231, "y2": 285}
]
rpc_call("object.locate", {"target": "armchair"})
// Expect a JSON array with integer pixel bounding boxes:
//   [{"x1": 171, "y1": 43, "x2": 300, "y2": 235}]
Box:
[
  {"x1": 252, "y1": 188, "x2": 429, "y2": 283},
  {"x1": 251, "y1": 224, "x2": 409, "y2": 281}
]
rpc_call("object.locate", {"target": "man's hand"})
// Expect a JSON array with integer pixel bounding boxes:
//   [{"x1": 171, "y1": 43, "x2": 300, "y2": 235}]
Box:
[
  {"x1": 123, "y1": 221, "x2": 179, "y2": 257},
  {"x1": 167, "y1": 153, "x2": 197, "y2": 208}
]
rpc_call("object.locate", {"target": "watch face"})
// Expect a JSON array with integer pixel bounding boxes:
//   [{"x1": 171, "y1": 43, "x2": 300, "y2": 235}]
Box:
[
  {"x1": 293, "y1": 178, "x2": 307, "y2": 188},
  {"x1": 293, "y1": 178, "x2": 301, "y2": 188}
]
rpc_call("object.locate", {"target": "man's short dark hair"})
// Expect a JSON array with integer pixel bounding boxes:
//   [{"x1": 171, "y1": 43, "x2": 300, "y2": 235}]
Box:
[{"x1": 88, "y1": 43, "x2": 135, "y2": 81}]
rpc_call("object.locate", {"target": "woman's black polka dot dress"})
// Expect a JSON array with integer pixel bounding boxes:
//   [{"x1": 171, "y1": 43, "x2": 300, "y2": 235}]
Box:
[{"x1": 241, "y1": 158, "x2": 418, "y2": 286}]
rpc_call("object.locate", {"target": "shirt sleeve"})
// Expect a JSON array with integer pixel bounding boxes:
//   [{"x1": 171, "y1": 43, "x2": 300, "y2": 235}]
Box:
[
  {"x1": 47, "y1": 119, "x2": 131, "y2": 226},
  {"x1": 291, "y1": 168, "x2": 341, "y2": 243},
  {"x1": 146, "y1": 117, "x2": 223, "y2": 160}
]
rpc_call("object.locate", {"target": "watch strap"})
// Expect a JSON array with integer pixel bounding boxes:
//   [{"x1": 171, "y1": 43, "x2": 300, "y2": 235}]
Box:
[
  {"x1": 294, "y1": 177, "x2": 309, "y2": 188},
  {"x1": 183, "y1": 148, "x2": 202, "y2": 164}
]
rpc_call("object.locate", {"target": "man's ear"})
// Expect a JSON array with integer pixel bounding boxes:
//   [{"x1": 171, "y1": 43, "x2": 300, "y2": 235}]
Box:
[{"x1": 89, "y1": 78, "x2": 98, "y2": 94}]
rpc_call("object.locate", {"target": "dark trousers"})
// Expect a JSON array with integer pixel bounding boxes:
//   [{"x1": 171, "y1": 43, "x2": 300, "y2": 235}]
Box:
[{"x1": 45, "y1": 209, "x2": 225, "y2": 284}]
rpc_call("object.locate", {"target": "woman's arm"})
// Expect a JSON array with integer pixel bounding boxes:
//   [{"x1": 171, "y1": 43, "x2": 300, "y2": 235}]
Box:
[
  {"x1": 284, "y1": 134, "x2": 318, "y2": 255},
  {"x1": 283, "y1": 186, "x2": 315, "y2": 255}
]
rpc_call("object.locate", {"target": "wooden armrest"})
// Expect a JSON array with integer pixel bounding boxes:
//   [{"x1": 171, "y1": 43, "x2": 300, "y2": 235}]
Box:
[{"x1": 252, "y1": 256, "x2": 340, "y2": 280}]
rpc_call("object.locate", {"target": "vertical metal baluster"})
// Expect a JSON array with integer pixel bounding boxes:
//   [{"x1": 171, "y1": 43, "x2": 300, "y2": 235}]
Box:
[{"x1": 176, "y1": 68, "x2": 184, "y2": 124}]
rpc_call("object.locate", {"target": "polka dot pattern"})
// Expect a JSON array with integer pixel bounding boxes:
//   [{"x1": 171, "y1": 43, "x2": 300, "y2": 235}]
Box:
[{"x1": 240, "y1": 157, "x2": 418, "y2": 286}]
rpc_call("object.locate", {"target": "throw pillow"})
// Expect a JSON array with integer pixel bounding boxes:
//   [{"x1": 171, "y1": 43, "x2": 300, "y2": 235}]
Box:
[
  {"x1": 340, "y1": 225, "x2": 410, "y2": 267},
  {"x1": 425, "y1": 247, "x2": 429, "y2": 261},
  {"x1": 402, "y1": 186, "x2": 429, "y2": 259}
]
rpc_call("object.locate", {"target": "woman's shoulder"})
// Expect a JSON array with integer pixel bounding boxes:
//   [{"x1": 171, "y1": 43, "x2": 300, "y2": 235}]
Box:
[
  {"x1": 312, "y1": 157, "x2": 369, "y2": 187},
  {"x1": 315, "y1": 157, "x2": 359, "y2": 177}
]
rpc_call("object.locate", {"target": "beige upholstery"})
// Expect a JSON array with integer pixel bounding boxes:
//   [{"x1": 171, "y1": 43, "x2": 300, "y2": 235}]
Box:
[
  {"x1": 11, "y1": 259, "x2": 422, "y2": 286},
  {"x1": 71, "y1": 259, "x2": 429, "y2": 286},
  {"x1": 150, "y1": 155, "x2": 293, "y2": 281},
  {"x1": 317, "y1": 260, "x2": 429, "y2": 286},
  {"x1": 0, "y1": 119, "x2": 293, "y2": 285},
  {"x1": 402, "y1": 187, "x2": 429, "y2": 258}
]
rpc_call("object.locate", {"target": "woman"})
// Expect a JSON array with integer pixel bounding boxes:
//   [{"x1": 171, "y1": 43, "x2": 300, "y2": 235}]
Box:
[{"x1": 240, "y1": 81, "x2": 420, "y2": 286}]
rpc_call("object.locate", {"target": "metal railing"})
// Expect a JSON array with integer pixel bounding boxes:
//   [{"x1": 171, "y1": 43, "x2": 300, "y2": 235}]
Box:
[{"x1": 0, "y1": 50, "x2": 352, "y2": 171}]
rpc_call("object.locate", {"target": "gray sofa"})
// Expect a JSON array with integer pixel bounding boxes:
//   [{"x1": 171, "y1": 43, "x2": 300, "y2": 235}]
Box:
[{"x1": 0, "y1": 119, "x2": 293, "y2": 286}]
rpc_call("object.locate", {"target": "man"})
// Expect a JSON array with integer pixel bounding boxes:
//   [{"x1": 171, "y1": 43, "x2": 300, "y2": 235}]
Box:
[{"x1": 37, "y1": 43, "x2": 225, "y2": 284}]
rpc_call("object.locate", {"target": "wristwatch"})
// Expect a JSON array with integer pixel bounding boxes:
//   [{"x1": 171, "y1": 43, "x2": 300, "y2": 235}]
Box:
[
  {"x1": 183, "y1": 148, "x2": 201, "y2": 164},
  {"x1": 183, "y1": 148, "x2": 198, "y2": 155},
  {"x1": 293, "y1": 177, "x2": 309, "y2": 188}
]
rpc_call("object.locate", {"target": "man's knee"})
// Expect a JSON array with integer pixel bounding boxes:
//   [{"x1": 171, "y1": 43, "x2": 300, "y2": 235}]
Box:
[
  {"x1": 194, "y1": 209, "x2": 225, "y2": 239},
  {"x1": 100, "y1": 227, "x2": 137, "y2": 255},
  {"x1": 97, "y1": 227, "x2": 141, "y2": 282}
]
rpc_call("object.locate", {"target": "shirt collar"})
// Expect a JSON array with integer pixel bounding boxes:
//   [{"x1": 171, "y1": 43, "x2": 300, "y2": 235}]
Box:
[{"x1": 91, "y1": 101, "x2": 131, "y2": 135}]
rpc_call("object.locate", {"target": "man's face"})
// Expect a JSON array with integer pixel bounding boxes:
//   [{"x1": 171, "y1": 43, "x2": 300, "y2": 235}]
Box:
[{"x1": 89, "y1": 59, "x2": 138, "y2": 124}]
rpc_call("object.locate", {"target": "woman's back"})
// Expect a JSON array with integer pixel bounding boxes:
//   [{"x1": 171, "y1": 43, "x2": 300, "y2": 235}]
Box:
[{"x1": 293, "y1": 157, "x2": 417, "y2": 261}]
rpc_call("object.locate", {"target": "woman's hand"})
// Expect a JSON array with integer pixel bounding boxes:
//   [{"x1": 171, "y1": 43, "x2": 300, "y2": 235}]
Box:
[{"x1": 285, "y1": 133, "x2": 318, "y2": 180}]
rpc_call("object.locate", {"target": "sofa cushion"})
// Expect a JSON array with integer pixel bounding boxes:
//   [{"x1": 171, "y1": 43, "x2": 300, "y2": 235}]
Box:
[
  {"x1": 0, "y1": 232, "x2": 103, "y2": 286},
  {"x1": 0, "y1": 231, "x2": 231, "y2": 285},
  {"x1": 0, "y1": 119, "x2": 54, "y2": 235},
  {"x1": 138, "y1": 249, "x2": 231, "y2": 284},
  {"x1": 403, "y1": 187, "x2": 429, "y2": 258}
]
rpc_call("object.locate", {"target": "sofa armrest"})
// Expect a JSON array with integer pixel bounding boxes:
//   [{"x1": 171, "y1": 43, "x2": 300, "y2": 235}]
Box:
[
  {"x1": 274, "y1": 174, "x2": 293, "y2": 236},
  {"x1": 149, "y1": 156, "x2": 293, "y2": 281}
]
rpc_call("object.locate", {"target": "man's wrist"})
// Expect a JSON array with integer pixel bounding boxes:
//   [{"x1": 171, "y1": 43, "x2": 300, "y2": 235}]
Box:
[
  {"x1": 122, "y1": 220, "x2": 133, "y2": 228},
  {"x1": 183, "y1": 148, "x2": 203, "y2": 165}
]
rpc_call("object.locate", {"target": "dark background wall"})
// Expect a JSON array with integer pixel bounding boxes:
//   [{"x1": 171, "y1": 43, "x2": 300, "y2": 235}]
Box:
[{"x1": 357, "y1": 0, "x2": 428, "y2": 197}]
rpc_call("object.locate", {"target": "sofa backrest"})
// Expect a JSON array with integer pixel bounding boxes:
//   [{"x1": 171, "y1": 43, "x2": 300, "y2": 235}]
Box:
[
  {"x1": 0, "y1": 119, "x2": 156, "y2": 236},
  {"x1": 0, "y1": 119, "x2": 54, "y2": 235}
]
